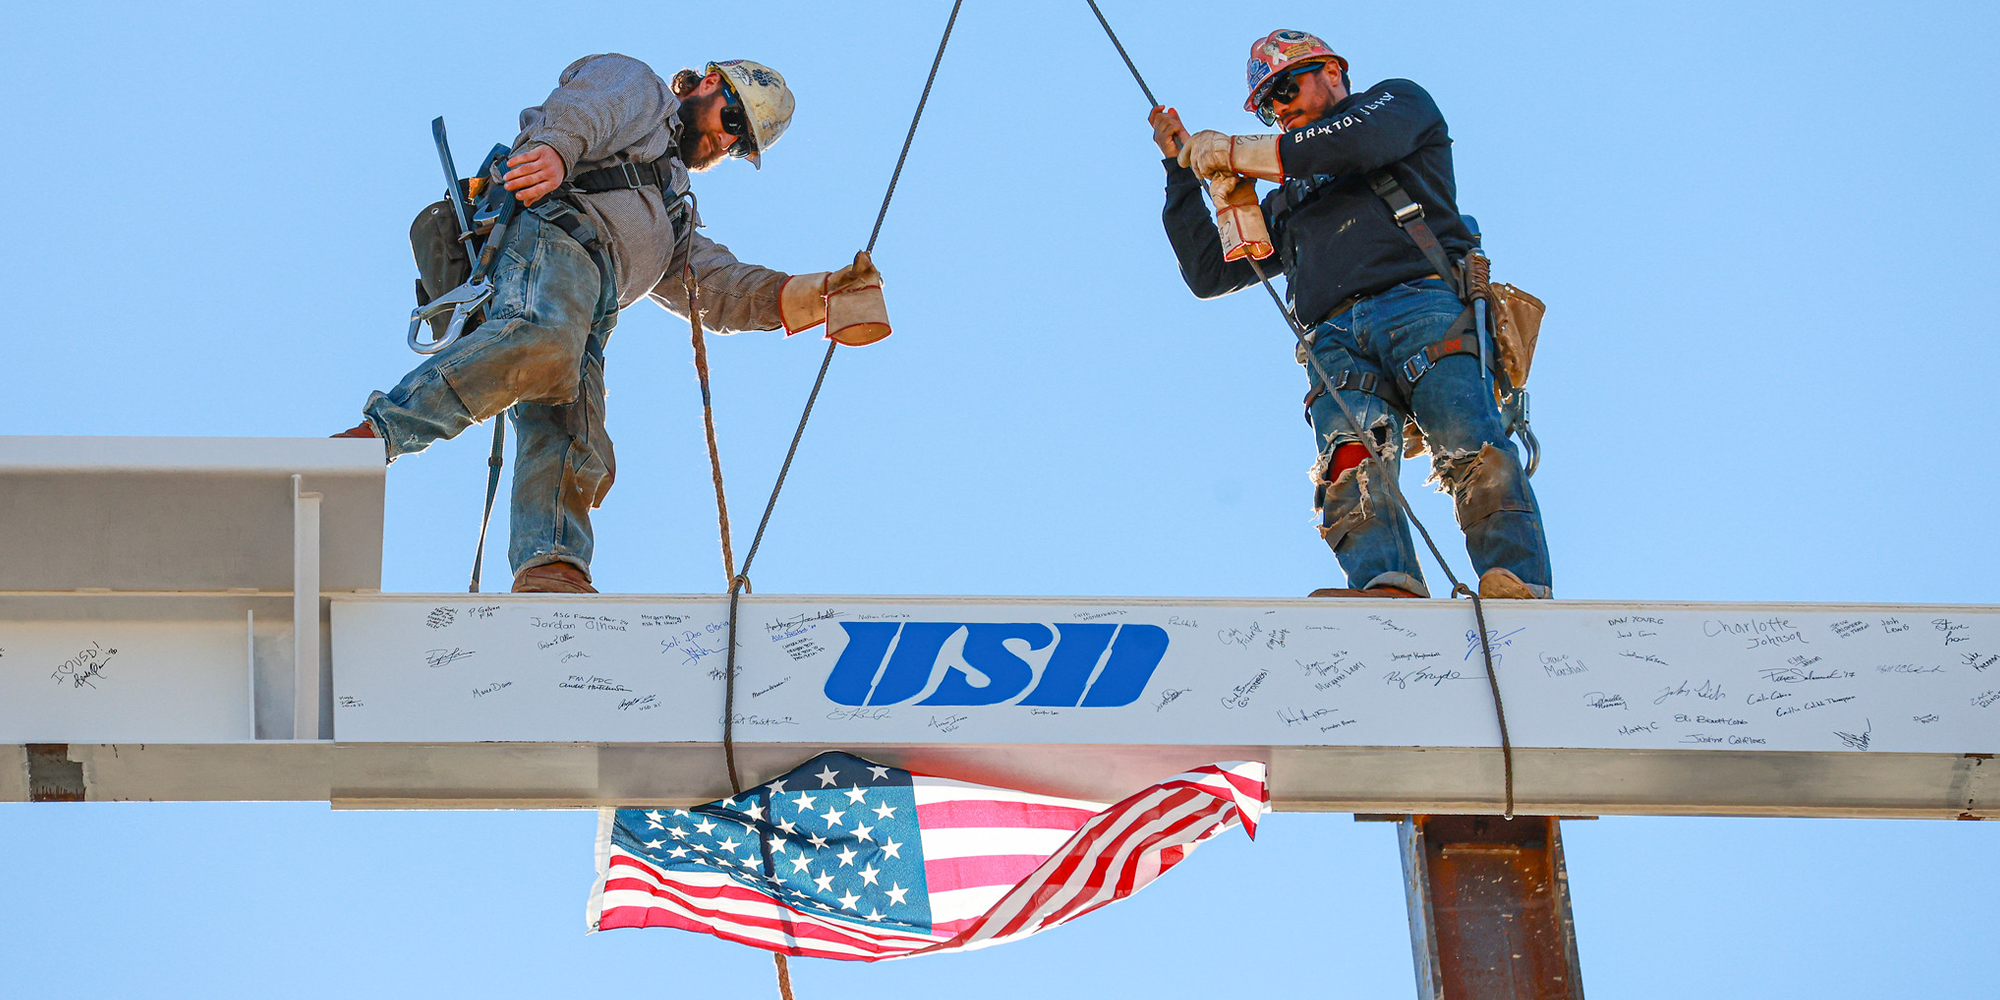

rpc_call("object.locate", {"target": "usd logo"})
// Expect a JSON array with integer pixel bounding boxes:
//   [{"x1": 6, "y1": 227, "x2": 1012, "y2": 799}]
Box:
[{"x1": 823, "y1": 622, "x2": 1170, "y2": 708}]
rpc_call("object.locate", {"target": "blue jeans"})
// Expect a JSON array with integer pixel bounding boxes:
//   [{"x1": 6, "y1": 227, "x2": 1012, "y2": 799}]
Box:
[
  {"x1": 362, "y1": 201, "x2": 621, "y2": 579},
  {"x1": 1304, "y1": 278, "x2": 1551, "y2": 597}
]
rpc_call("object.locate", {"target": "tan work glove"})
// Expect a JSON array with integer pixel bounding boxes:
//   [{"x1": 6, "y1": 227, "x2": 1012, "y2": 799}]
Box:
[
  {"x1": 780, "y1": 270, "x2": 833, "y2": 334},
  {"x1": 825, "y1": 251, "x2": 891, "y2": 346},
  {"x1": 778, "y1": 251, "x2": 891, "y2": 344},
  {"x1": 1178, "y1": 130, "x2": 1283, "y2": 182},
  {"x1": 1208, "y1": 176, "x2": 1273, "y2": 261}
]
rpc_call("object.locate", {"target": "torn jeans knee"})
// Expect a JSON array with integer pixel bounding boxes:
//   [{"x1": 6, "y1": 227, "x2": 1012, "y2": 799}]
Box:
[
  {"x1": 1315, "y1": 463, "x2": 1376, "y2": 552},
  {"x1": 1314, "y1": 434, "x2": 1397, "y2": 547},
  {"x1": 1429, "y1": 442, "x2": 1536, "y2": 530},
  {"x1": 1313, "y1": 456, "x2": 1433, "y2": 598}
]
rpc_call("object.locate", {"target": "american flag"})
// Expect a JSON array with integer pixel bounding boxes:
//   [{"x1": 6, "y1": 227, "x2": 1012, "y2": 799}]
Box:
[{"x1": 587, "y1": 752, "x2": 1267, "y2": 960}]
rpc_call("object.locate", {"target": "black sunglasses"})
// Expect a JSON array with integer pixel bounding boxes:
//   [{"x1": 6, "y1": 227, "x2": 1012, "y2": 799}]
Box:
[
  {"x1": 1256, "y1": 62, "x2": 1326, "y2": 126},
  {"x1": 719, "y1": 86, "x2": 759, "y2": 158}
]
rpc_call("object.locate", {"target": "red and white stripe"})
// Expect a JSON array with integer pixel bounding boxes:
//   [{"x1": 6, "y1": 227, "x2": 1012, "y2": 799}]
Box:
[
  {"x1": 593, "y1": 856, "x2": 947, "y2": 960},
  {"x1": 586, "y1": 761, "x2": 1268, "y2": 962},
  {"x1": 919, "y1": 761, "x2": 1268, "y2": 954},
  {"x1": 912, "y1": 778, "x2": 1108, "y2": 936}
]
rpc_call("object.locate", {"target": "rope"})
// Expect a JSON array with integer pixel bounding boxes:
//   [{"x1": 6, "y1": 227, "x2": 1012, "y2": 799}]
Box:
[
  {"x1": 685, "y1": 230, "x2": 738, "y2": 586},
  {"x1": 1084, "y1": 2, "x2": 1517, "y2": 817},
  {"x1": 719, "y1": 0, "x2": 966, "y2": 783},
  {"x1": 685, "y1": 4, "x2": 967, "y2": 986},
  {"x1": 681, "y1": 157, "x2": 795, "y2": 1000},
  {"x1": 774, "y1": 952, "x2": 797, "y2": 1000}
]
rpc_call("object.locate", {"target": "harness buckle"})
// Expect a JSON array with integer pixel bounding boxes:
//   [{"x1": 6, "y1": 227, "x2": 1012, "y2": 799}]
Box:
[
  {"x1": 1401, "y1": 352, "x2": 1434, "y2": 383},
  {"x1": 618, "y1": 161, "x2": 644, "y2": 188},
  {"x1": 1392, "y1": 201, "x2": 1424, "y2": 226}
]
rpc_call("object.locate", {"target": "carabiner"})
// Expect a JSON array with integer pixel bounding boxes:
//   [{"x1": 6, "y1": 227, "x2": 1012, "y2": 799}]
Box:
[
  {"x1": 408, "y1": 276, "x2": 492, "y2": 355},
  {"x1": 1517, "y1": 422, "x2": 1541, "y2": 478}
]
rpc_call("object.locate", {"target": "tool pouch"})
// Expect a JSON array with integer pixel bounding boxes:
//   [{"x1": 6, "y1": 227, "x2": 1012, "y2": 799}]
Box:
[
  {"x1": 1483, "y1": 282, "x2": 1545, "y2": 388},
  {"x1": 410, "y1": 199, "x2": 475, "y2": 337}
]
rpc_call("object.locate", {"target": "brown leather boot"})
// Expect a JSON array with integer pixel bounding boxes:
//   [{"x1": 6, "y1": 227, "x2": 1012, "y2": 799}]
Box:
[
  {"x1": 512, "y1": 562, "x2": 597, "y2": 594},
  {"x1": 1477, "y1": 567, "x2": 1550, "y2": 599},
  {"x1": 1308, "y1": 586, "x2": 1425, "y2": 598},
  {"x1": 331, "y1": 420, "x2": 379, "y2": 439}
]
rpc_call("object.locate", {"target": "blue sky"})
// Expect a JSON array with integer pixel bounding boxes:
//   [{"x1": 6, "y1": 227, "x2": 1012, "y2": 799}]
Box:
[{"x1": 3, "y1": 1, "x2": 1996, "y2": 997}]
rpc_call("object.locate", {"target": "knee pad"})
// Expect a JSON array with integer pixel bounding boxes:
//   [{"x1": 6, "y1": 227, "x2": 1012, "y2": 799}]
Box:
[
  {"x1": 1432, "y1": 443, "x2": 1535, "y2": 530},
  {"x1": 1316, "y1": 462, "x2": 1386, "y2": 552},
  {"x1": 507, "y1": 340, "x2": 585, "y2": 405}
]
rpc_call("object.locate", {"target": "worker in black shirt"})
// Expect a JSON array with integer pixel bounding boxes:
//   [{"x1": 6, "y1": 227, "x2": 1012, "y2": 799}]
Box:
[{"x1": 1151, "y1": 29, "x2": 1552, "y2": 599}]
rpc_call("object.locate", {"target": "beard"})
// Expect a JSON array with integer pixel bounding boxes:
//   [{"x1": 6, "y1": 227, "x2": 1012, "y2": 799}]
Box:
[{"x1": 676, "y1": 91, "x2": 729, "y2": 172}]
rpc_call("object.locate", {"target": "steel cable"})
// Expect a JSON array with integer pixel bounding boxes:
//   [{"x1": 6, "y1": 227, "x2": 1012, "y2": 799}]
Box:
[{"x1": 719, "y1": 0, "x2": 965, "y2": 790}]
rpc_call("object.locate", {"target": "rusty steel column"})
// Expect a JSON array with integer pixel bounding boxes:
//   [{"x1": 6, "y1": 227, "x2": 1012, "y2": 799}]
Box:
[
  {"x1": 26, "y1": 744, "x2": 86, "y2": 802},
  {"x1": 1398, "y1": 815, "x2": 1584, "y2": 1000}
]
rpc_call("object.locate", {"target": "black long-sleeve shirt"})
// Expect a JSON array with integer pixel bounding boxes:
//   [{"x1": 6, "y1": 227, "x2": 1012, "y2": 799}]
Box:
[{"x1": 1163, "y1": 79, "x2": 1475, "y2": 327}]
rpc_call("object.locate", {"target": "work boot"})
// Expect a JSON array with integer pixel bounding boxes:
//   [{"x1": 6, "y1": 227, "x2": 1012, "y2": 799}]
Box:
[
  {"x1": 512, "y1": 562, "x2": 597, "y2": 594},
  {"x1": 1308, "y1": 585, "x2": 1424, "y2": 599},
  {"x1": 330, "y1": 420, "x2": 379, "y2": 439},
  {"x1": 1477, "y1": 567, "x2": 1550, "y2": 599}
]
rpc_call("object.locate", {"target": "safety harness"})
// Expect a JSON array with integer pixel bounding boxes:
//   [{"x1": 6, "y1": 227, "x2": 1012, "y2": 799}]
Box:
[
  {"x1": 406, "y1": 118, "x2": 687, "y2": 590},
  {"x1": 1297, "y1": 168, "x2": 1539, "y2": 474},
  {"x1": 567, "y1": 158, "x2": 673, "y2": 192},
  {"x1": 550, "y1": 155, "x2": 687, "y2": 285}
]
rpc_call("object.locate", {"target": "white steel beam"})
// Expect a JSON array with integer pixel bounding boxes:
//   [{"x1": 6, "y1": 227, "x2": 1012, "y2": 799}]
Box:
[
  {"x1": 292, "y1": 475, "x2": 323, "y2": 741},
  {"x1": 3, "y1": 593, "x2": 1994, "y2": 817}
]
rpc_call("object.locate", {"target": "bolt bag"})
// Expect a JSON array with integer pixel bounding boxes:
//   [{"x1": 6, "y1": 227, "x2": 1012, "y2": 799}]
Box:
[
  {"x1": 410, "y1": 198, "x2": 474, "y2": 338},
  {"x1": 1483, "y1": 282, "x2": 1544, "y2": 389}
]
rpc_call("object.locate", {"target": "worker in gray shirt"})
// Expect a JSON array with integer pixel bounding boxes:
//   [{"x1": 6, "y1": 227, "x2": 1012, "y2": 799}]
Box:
[{"x1": 336, "y1": 54, "x2": 885, "y2": 593}]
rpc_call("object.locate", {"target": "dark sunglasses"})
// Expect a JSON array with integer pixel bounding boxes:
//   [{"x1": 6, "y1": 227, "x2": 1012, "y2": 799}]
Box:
[
  {"x1": 1255, "y1": 62, "x2": 1327, "y2": 126},
  {"x1": 718, "y1": 85, "x2": 759, "y2": 158}
]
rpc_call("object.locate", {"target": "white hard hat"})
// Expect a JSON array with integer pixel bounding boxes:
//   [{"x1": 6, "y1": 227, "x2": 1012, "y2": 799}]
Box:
[{"x1": 708, "y1": 59, "x2": 794, "y2": 169}]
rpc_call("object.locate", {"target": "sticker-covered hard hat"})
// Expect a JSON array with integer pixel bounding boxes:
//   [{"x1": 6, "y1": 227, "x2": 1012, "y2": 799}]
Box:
[
  {"x1": 1244, "y1": 30, "x2": 1347, "y2": 114},
  {"x1": 709, "y1": 59, "x2": 795, "y2": 169}
]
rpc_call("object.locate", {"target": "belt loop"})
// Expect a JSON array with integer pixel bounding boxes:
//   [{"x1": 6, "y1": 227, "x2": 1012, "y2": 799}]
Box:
[{"x1": 1295, "y1": 323, "x2": 1320, "y2": 365}]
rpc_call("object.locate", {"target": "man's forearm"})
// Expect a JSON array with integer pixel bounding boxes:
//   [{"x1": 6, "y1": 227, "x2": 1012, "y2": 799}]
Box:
[
  {"x1": 648, "y1": 233, "x2": 790, "y2": 333},
  {"x1": 1163, "y1": 163, "x2": 1257, "y2": 298}
]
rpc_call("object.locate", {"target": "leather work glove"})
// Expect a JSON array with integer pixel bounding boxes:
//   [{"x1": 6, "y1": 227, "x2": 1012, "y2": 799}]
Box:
[
  {"x1": 825, "y1": 250, "x2": 891, "y2": 346},
  {"x1": 779, "y1": 270, "x2": 833, "y2": 334},
  {"x1": 778, "y1": 252, "x2": 892, "y2": 345},
  {"x1": 1178, "y1": 130, "x2": 1283, "y2": 182},
  {"x1": 1208, "y1": 176, "x2": 1273, "y2": 261}
]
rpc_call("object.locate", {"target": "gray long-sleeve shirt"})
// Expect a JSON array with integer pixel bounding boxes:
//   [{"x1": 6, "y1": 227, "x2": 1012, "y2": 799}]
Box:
[{"x1": 514, "y1": 53, "x2": 788, "y2": 332}]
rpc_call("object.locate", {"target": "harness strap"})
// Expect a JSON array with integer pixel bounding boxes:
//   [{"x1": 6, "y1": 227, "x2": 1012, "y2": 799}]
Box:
[
  {"x1": 1368, "y1": 169, "x2": 1463, "y2": 299},
  {"x1": 1400, "y1": 329, "x2": 1487, "y2": 385},
  {"x1": 566, "y1": 158, "x2": 670, "y2": 193},
  {"x1": 1303, "y1": 369, "x2": 1405, "y2": 421},
  {"x1": 541, "y1": 198, "x2": 617, "y2": 362}
]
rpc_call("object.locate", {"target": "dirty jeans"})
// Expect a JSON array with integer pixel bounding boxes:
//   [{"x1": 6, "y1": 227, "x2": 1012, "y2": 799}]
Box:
[
  {"x1": 361, "y1": 202, "x2": 620, "y2": 579},
  {"x1": 1304, "y1": 277, "x2": 1551, "y2": 597}
]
